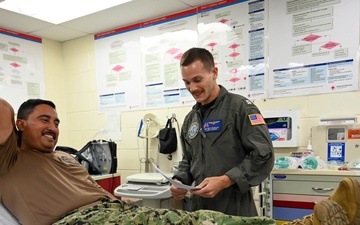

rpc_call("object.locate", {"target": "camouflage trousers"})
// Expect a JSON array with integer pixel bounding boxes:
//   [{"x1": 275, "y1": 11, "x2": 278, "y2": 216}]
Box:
[{"x1": 53, "y1": 198, "x2": 275, "y2": 225}]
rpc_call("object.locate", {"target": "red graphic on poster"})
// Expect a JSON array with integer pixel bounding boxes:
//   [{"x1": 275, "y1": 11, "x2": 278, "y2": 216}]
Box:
[
  {"x1": 166, "y1": 48, "x2": 180, "y2": 55},
  {"x1": 229, "y1": 68, "x2": 238, "y2": 74},
  {"x1": 321, "y1": 41, "x2": 340, "y2": 50},
  {"x1": 112, "y1": 65, "x2": 124, "y2": 72},
  {"x1": 10, "y1": 48, "x2": 19, "y2": 53},
  {"x1": 229, "y1": 52, "x2": 240, "y2": 58},
  {"x1": 229, "y1": 77, "x2": 240, "y2": 83},
  {"x1": 229, "y1": 43, "x2": 240, "y2": 49},
  {"x1": 174, "y1": 53, "x2": 183, "y2": 60},
  {"x1": 219, "y1": 19, "x2": 229, "y2": 23},
  {"x1": 207, "y1": 42, "x2": 217, "y2": 51},
  {"x1": 10, "y1": 62, "x2": 21, "y2": 68},
  {"x1": 302, "y1": 34, "x2": 322, "y2": 42}
]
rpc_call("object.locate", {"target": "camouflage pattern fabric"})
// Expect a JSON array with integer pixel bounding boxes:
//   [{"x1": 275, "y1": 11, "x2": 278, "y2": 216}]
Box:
[{"x1": 53, "y1": 198, "x2": 275, "y2": 225}]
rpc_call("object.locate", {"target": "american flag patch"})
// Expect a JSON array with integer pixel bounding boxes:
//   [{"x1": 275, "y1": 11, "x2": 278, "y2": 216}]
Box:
[{"x1": 249, "y1": 114, "x2": 265, "y2": 125}]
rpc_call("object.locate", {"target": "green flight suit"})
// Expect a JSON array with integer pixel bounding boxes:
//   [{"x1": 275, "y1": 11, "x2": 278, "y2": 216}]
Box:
[{"x1": 174, "y1": 85, "x2": 274, "y2": 216}]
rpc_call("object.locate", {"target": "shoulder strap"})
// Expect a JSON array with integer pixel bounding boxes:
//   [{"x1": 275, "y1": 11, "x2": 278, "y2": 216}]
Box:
[{"x1": 166, "y1": 118, "x2": 172, "y2": 128}]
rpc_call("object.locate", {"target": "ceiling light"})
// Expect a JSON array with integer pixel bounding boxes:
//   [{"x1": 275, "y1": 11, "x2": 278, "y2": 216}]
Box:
[{"x1": 0, "y1": 0, "x2": 132, "y2": 24}]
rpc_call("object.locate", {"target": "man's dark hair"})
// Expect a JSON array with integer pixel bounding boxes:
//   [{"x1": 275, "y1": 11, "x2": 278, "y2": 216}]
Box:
[
  {"x1": 180, "y1": 47, "x2": 215, "y2": 73},
  {"x1": 17, "y1": 99, "x2": 56, "y2": 120}
]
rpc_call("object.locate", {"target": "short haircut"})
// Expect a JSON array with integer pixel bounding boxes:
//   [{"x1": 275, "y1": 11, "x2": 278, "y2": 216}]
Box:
[
  {"x1": 17, "y1": 99, "x2": 56, "y2": 120},
  {"x1": 180, "y1": 47, "x2": 215, "y2": 73}
]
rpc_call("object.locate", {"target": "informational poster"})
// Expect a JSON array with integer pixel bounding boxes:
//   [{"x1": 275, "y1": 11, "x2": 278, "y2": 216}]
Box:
[
  {"x1": 139, "y1": 9, "x2": 198, "y2": 109},
  {"x1": 95, "y1": 24, "x2": 143, "y2": 111},
  {"x1": 197, "y1": 0, "x2": 268, "y2": 99},
  {"x1": 0, "y1": 28, "x2": 44, "y2": 112},
  {"x1": 95, "y1": 9, "x2": 198, "y2": 111},
  {"x1": 268, "y1": 0, "x2": 359, "y2": 98}
]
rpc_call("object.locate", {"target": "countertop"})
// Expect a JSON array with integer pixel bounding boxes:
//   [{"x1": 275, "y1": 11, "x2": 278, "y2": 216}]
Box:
[{"x1": 271, "y1": 169, "x2": 360, "y2": 176}]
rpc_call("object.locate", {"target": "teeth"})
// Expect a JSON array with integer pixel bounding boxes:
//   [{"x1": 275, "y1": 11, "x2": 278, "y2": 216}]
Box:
[{"x1": 44, "y1": 134, "x2": 53, "y2": 139}]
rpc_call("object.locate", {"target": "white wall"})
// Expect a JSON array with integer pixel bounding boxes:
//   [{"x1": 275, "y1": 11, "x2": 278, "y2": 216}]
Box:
[{"x1": 42, "y1": 35, "x2": 360, "y2": 185}]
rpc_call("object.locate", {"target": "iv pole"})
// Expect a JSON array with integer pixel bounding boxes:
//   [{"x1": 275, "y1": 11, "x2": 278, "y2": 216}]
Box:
[
  {"x1": 145, "y1": 118, "x2": 150, "y2": 172},
  {"x1": 139, "y1": 113, "x2": 159, "y2": 173}
]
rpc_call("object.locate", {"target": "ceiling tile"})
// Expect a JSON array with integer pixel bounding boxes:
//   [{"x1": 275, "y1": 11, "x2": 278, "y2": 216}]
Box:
[
  {"x1": 29, "y1": 25, "x2": 89, "y2": 42},
  {"x1": 1, "y1": 0, "x2": 218, "y2": 42}
]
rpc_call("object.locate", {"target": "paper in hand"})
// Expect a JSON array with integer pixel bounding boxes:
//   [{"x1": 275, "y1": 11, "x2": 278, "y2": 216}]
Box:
[{"x1": 151, "y1": 162, "x2": 201, "y2": 191}]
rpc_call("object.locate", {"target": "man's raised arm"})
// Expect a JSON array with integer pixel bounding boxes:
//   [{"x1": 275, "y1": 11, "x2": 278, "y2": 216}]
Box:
[{"x1": 0, "y1": 98, "x2": 15, "y2": 145}]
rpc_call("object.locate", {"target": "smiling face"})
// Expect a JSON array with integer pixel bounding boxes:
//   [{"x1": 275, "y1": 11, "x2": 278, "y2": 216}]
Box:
[
  {"x1": 181, "y1": 59, "x2": 220, "y2": 105},
  {"x1": 16, "y1": 104, "x2": 60, "y2": 153}
]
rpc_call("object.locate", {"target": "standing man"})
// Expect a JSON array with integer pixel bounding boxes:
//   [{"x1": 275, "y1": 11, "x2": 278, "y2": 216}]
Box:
[{"x1": 171, "y1": 47, "x2": 274, "y2": 216}]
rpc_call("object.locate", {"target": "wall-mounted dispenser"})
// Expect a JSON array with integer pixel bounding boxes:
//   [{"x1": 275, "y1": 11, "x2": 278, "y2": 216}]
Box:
[
  {"x1": 311, "y1": 115, "x2": 359, "y2": 163},
  {"x1": 319, "y1": 115, "x2": 357, "y2": 126},
  {"x1": 262, "y1": 110, "x2": 299, "y2": 148}
]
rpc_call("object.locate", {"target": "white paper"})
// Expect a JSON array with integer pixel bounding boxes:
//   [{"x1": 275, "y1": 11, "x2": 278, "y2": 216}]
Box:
[{"x1": 151, "y1": 162, "x2": 201, "y2": 191}]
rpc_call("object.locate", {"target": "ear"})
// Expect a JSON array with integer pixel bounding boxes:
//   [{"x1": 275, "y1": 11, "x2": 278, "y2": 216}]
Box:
[
  {"x1": 212, "y1": 67, "x2": 218, "y2": 79},
  {"x1": 16, "y1": 119, "x2": 25, "y2": 131}
]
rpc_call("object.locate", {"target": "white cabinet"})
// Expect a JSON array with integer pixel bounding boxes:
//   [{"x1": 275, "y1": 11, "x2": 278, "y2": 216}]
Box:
[{"x1": 269, "y1": 170, "x2": 360, "y2": 223}]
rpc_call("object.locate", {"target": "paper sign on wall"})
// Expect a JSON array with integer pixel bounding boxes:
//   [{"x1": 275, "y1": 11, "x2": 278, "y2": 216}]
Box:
[{"x1": 327, "y1": 142, "x2": 345, "y2": 162}]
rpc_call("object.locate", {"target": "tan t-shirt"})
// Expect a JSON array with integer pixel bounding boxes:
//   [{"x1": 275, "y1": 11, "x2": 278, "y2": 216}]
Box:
[{"x1": 0, "y1": 130, "x2": 116, "y2": 225}]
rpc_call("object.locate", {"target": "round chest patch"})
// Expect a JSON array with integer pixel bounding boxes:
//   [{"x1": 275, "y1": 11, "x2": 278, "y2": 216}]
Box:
[
  {"x1": 188, "y1": 122, "x2": 199, "y2": 139},
  {"x1": 59, "y1": 156, "x2": 81, "y2": 167}
]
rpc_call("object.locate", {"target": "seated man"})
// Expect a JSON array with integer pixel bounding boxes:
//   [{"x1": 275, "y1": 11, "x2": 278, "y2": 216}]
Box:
[{"x1": 0, "y1": 98, "x2": 275, "y2": 225}]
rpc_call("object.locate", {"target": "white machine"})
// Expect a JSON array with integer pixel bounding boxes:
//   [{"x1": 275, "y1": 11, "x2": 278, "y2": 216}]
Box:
[
  {"x1": 114, "y1": 172, "x2": 172, "y2": 208},
  {"x1": 114, "y1": 113, "x2": 182, "y2": 208},
  {"x1": 115, "y1": 113, "x2": 177, "y2": 208}
]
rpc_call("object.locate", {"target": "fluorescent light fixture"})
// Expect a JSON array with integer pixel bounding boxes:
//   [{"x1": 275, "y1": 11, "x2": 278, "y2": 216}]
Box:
[{"x1": 0, "y1": 0, "x2": 132, "y2": 24}]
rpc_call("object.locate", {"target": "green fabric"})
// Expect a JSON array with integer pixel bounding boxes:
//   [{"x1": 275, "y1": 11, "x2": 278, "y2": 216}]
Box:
[{"x1": 53, "y1": 199, "x2": 275, "y2": 225}]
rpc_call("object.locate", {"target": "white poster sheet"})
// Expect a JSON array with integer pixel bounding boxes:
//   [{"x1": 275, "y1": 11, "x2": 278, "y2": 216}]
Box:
[
  {"x1": 95, "y1": 25, "x2": 143, "y2": 111},
  {"x1": 139, "y1": 9, "x2": 198, "y2": 109},
  {"x1": 268, "y1": 0, "x2": 359, "y2": 98},
  {"x1": 197, "y1": 0, "x2": 268, "y2": 99},
  {"x1": 0, "y1": 28, "x2": 45, "y2": 112}
]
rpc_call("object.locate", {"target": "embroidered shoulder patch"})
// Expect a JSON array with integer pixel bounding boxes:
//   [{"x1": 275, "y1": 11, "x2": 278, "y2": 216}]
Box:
[
  {"x1": 248, "y1": 114, "x2": 265, "y2": 125},
  {"x1": 59, "y1": 156, "x2": 82, "y2": 167},
  {"x1": 188, "y1": 122, "x2": 199, "y2": 139}
]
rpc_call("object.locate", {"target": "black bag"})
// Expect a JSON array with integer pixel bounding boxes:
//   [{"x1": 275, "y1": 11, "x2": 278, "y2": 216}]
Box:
[{"x1": 158, "y1": 117, "x2": 177, "y2": 154}]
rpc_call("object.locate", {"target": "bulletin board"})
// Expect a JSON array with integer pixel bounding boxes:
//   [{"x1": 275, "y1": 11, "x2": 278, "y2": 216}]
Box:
[
  {"x1": 94, "y1": 0, "x2": 359, "y2": 112},
  {"x1": 0, "y1": 28, "x2": 45, "y2": 112}
]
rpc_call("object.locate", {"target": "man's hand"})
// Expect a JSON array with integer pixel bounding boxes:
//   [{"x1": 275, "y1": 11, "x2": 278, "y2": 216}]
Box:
[
  {"x1": 170, "y1": 179, "x2": 188, "y2": 200},
  {"x1": 190, "y1": 175, "x2": 235, "y2": 198}
]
